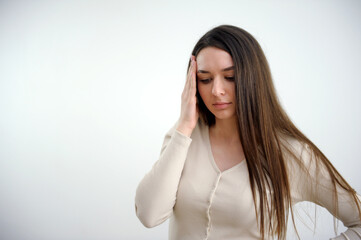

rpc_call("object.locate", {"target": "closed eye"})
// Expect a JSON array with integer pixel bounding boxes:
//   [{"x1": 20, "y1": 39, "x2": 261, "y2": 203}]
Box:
[
  {"x1": 199, "y1": 79, "x2": 210, "y2": 83},
  {"x1": 198, "y1": 76, "x2": 235, "y2": 84}
]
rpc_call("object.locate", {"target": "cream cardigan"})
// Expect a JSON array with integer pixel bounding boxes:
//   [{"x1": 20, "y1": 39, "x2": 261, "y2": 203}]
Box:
[{"x1": 135, "y1": 119, "x2": 361, "y2": 239}]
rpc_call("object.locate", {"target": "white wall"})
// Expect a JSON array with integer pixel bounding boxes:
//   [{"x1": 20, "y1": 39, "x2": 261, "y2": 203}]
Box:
[{"x1": 0, "y1": 0, "x2": 360, "y2": 239}]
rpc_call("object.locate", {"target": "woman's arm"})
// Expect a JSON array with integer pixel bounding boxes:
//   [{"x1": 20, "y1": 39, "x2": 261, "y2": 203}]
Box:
[
  {"x1": 294, "y1": 143, "x2": 361, "y2": 239},
  {"x1": 135, "y1": 56, "x2": 198, "y2": 228},
  {"x1": 134, "y1": 121, "x2": 192, "y2": 228}
]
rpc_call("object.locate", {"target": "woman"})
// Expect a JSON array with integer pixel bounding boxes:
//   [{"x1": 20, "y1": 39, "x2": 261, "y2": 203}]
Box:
[{"x1": 135, "y1": 25, "x2": 361, "y2": 239}]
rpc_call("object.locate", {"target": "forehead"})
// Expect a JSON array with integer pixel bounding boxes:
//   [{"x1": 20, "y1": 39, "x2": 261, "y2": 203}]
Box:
[{"x1": 196, "y1": 47, "x2": 233, "y2": 71}]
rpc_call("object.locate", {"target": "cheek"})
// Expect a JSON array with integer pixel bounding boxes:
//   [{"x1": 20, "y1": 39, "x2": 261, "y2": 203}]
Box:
[{"x1": 227, "y1": 84, "x2": 236, "y2": 99}]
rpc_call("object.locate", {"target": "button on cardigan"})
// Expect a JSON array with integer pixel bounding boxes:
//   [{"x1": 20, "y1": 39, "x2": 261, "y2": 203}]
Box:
[{"x1": 135, "y1": 119, "x2": 361, "y2": 239}]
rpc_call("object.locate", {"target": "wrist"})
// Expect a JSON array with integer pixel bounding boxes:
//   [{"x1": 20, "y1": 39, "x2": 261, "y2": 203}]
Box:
[{"x1": 176, "y1": 124, "x2": 194, "y2": 137}]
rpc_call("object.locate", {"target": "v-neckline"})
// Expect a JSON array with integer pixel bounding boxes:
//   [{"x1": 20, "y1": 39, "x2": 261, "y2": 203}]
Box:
[{"x1": 204, "y1": 124, "x2": 246, "y2": 174}]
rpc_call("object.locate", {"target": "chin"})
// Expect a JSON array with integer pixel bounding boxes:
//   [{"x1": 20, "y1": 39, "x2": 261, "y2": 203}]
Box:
[{"x1": 212, "y1": 112, "x2": 236, "y2": 120}]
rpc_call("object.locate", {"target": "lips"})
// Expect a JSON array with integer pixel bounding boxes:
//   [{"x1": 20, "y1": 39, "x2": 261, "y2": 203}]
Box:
[
  {"x1": 213, "y1": 102, "x2": 231, "y2": 109},
  {"x1": 213, "y1": 102, "x2": 231, "y2": 105}
]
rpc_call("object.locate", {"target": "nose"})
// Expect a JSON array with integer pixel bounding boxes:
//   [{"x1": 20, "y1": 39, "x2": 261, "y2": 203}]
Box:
[{"x1": 211, "y1": 77, "x2": 225, "y2": 96}]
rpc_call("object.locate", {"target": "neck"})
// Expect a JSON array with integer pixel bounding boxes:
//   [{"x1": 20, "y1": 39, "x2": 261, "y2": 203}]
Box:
[{"x1": 210, "y1": 116, "x2": 240, "y2": 143}]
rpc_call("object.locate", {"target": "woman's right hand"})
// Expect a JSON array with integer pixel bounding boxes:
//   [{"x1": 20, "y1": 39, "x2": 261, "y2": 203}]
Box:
[{"x1": 176, "y1": 55, "x2": 199, "y2": 137}]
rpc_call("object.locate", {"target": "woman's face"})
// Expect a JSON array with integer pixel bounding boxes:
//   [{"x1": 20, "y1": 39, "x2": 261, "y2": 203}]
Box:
[{"x1": 196, "y1": 47, "x2": 236, "y2": 122}]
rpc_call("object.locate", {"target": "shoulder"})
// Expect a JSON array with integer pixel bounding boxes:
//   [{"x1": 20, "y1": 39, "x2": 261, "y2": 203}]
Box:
[
  {"x1": 278, "y1": 133, "x2": 311, "y2": 164},
  {"x1": 277, "y1": 133, "x2": 318, "y2": 180}
]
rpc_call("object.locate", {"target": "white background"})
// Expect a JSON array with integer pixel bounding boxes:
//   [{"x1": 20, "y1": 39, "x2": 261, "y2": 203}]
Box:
[{"x1": 0, "y1": 0, "x2": 360, "y2": 239}]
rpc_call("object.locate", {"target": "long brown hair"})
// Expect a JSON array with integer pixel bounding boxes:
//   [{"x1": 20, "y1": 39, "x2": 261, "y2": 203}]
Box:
[{"x1": 189, "y1": 24, "x2": 361, "y2": 239}]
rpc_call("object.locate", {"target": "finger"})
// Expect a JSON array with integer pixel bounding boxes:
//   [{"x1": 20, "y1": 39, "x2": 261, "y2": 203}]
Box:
[
  {"x1": 188, "y1": 60, "x2": 193, "y2": 80},
  {"x1": 185, "y1": 60, "x2": 193, "y2": 92},
  {"x1": 189, "y1": 60, "x2": 194, "y2": 91},
  {"x1": 183, "y1": 60, "x2": 193, "y2": 93},
  {"x1": 191, "y1": 58, "x2": 197, "y2": 96}
]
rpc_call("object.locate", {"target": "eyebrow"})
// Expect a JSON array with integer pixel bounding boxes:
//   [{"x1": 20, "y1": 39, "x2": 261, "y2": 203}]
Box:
[{"x1": 197, "y1": 66, "x2": 235, "y2": 74}]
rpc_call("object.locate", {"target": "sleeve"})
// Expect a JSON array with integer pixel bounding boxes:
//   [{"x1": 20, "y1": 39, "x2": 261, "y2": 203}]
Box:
[
  {"x1": 134, "y1": 121, "x2": 193, "y2": 228},
  {"x1": 292, "y1": 142, "x2": 361, "y2": 239}
]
